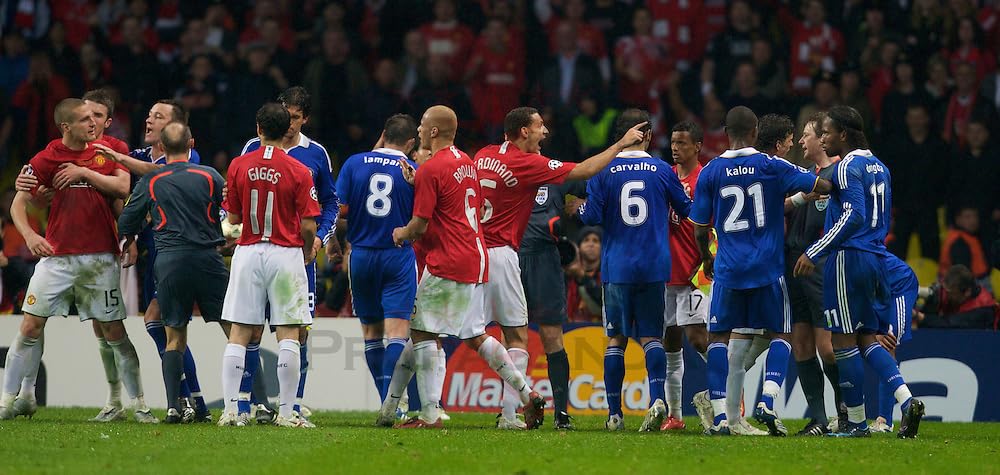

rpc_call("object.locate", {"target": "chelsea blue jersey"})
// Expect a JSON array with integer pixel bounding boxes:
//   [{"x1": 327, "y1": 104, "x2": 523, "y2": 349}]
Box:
[
  {"x1": 578, "y1": 151, "x2": 692, "y2": 284},
  {"x1": 242, "y1": 134, "x2": 339, "y2": 244},
  {"x1": 336, "y1": 148, "x2": 417, "y2": 249},
  {"x1": 805, "y1": 149, "x2": 891, "y2": 261},
  {"x1": 689, "y1": 148, "x2": 818, "y2": 289}
]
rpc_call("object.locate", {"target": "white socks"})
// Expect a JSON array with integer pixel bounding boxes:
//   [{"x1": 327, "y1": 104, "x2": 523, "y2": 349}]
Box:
[
  {"x1": 107, "y1": 336, "x2": 146, "y2": 410},
  {"x1": 665, "y1": 350, "x2": 684, "y2": 419},
  {"x1": 414, "y1": 340, "x2": 443, "y2": 422},
  {"x1": 727, "y1": 338, "x2": 752, "y2": 421},
  {"x1": 501, "y1": 348, "x2": 529, "y2": 419},
  {"x1": 96, "y1": 337, "x2": 122, "y2": 407},
  {"x1": 277, "y1": 339, "x2": 300, "y2": 418},
  {"x1": 436, "y1": 346, "x2": 447, "y2": 398},
  {"x1": 222, "y1": 343, "x2": 246, "y2": 415},
  {"x1": 744, "y1": 335, "x2": 770, "y2": 371},
  {"x1": 2, "y1": 334, "x2": 40, "y2": 403},
  {"x1": 18, "y1": 333, "x2": 44, "y2": 401},
  {"x1": 478, "y1": 336, "x2": 531, "y2": 404},
  {"x1": 381, "y1": 340, "x2": 414, "y2": 416}
]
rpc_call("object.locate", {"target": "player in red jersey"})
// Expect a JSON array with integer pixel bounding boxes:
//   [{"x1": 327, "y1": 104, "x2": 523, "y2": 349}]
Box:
[
  {"x1": 475, "y1": 107, "x2": 647, "y2": 429},
  {"x1": 376, "y1": 105, "x2": 545, "y2": 430},
  {"x1": 660, "y1": 121, "x2": 711, "y2": 431},
  {"x1": 219, "y1": 104, "x2": 321, "y2": 428},
  {"x1": 1, "y1": 98, "x2": 156, "y2": 423}
]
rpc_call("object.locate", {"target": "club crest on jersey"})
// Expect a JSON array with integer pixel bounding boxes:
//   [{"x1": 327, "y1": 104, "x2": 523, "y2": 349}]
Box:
[
  {"x1": 95, "y1": 155, "x2": 106, "y2": 166},
  {"x1": 548, "y1": 160, "x2": 563, "y2": 170},
  {"x1": 26, "y1": 295, "x2": 36, "y2": 306},
  {"x1": 535, "y1": 186, "x2": 548, "y2": 205},
  {"x1": 815, "y1": 198, "x2": 829, "y2": 211}
]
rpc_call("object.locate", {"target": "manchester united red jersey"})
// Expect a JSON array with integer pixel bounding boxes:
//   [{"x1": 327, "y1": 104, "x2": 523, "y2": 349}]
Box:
[
  {"x1": 27, "y1": 139, "x2": 126, "y2": 256},
  {"x1": 224, "y1": 145, "x2": 321, "y2": 248},
  {"x1": 668, "y1": 163, "x2": 703, "y2": 285},
  {"x1": 474, "y1": 142, "x2": 576, "y2": 250},
  {"x1": 412, "y1": 145, "x2": 488, "y2": 284}
]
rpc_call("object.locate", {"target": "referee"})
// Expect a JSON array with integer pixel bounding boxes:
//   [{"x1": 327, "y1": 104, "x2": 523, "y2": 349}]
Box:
[
  {"x1": 118, "y1": 122, "x2": 229, "y2": 424},
  {"x1": 518, "y1": 180, "x2": 586, "y2": 430}
]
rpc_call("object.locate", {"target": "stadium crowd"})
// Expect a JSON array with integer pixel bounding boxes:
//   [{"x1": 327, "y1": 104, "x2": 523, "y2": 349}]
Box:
[{"x1": 1, "y1": 0, "x2": 999, "y2": 323}]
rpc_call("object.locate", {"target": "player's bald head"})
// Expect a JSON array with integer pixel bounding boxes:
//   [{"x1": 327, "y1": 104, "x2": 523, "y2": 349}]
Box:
[
  {"x1": 725, "y1": 106, "x2": 758, "y2": 143},
  {"x1": 160, "y1": 122, "x2": 192, "y2": 156},
  {"x1": 422, "y1": 105, "x2": 458, "y2": 139}
]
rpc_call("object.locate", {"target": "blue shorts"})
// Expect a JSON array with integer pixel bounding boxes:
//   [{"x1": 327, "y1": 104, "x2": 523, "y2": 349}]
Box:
[
  {"x1": 350, "y1": 246, "x2": 417, "y2": 324},
  {"x1": 602, "y1": 283, "x2": 665, "y2": 339},
  {"x1": 708, "y1": 278, "x2": 792, "y2": 334},
  {"x1": 876, "y1": 255, "x2": 918, "y2": 343},
  {"x1": 822, "y1": 249, "x2": 891, "y2": 335},
  {"x1": 142, "y1": 238, "x2": 158, "y2": 306}
]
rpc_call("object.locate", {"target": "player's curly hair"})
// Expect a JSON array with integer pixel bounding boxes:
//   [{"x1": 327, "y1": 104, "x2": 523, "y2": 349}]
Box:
[
  {"x1": 826, "y1": 105, "x2": 869, "y2": 150},
  {"x1": 755, "y1": 114, "x2": 794, "y2": 155}
]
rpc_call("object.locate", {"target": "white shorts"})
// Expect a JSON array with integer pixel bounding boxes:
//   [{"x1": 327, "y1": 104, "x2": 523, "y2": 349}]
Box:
[
  {"x1": 732, "y1": 328, "x2": 767, "y2": 336},
  {"x1": 23, "y1": 253, "x2": 125, "y2": 322},
  {"x1": 483, "y1": 246, "x2": 528, "y2": 327},
  {"x1": 412, "y1": 270, "x2": 486, "y2": 340},
  {"x1": 222, "y1": 243, "x2": 312, "y2": 327},
  {"x1": 664, "y1": 285, "x2": 709, "y2": 327}
]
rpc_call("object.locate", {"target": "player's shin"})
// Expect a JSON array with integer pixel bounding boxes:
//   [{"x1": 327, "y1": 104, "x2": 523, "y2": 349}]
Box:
[
  {"x1": 162, "y1": 350, "x2": 184, "y2": 411},
  {"x1": 295, "y1": 341, "x2": 308, "y2": 413},
  {"x1": 665, "y1": 350, "x2": 684, "y2": 419},
  {"x1": 725, "y1": 339, "x2": 750, "y2": 422},
  {"x1": 862, "y1": 343, "x2": 912, "y2": 410},
  {"x1": 414, "y1": 340, "x2": 442, "y2": 422},
  {"x1": 18, "y1": 333, "x2": 44, "y2": 401},
  {"x1": 222, "y1": 343, "x2": 247, "y2": 415},
  {"x1": 145, "y1": 321, "x2": 167, "y2": 355},
  {"x1": 477, "y1": 336, "x2": 533, "y2": 404},
  {"x1": 833, "y1": 347, "x2": 867, "y2": 426},
  {"x1": 2, "y1": 334, "x2": 39, "y2": 405},
  {"x1": 797, "y1": 357, "x2": 828, "y2": 424},
  {"x1": 546, "y1": 349, "x2": 570, "y2": 415},
  {"x1": 97, "y1": 337, "x2": 122, "y2": 407},
  {"x1": 501, "y1": 348, "x2": 529, "y2": 420},
  {"x1": 707, "y1": 342, "x2": 729, "y2": 426},
  {"x1": 107, "y1": 336, "x2": 146, "y2": 410},
  {"x1": 604, "y1": 346, "x2": 626, "y2": 417},
  {"x1": 761, "y1": 339, "x2": 792, "y2": 411},
  {"x1": 240, "y1": 343, "x2": 261, "y2": 413},
  {"x1": 276, "y1": 339, "x2": 301, "y2": 419},
  {"x1": 380, "y1": 340, "x2": 414, "y2": 417},
  {"x1": 364, "y1": 338, "x2": 386, "y2": 398},
  {"x1": 643, "y1": 341, "x2": 667, "y2": 405},
  {"x1": 382, "y1": 338, "x2": 408, "y2": 402},
  {"x1": 182, "y1": 348, "x2": 207, "y2": 413}
]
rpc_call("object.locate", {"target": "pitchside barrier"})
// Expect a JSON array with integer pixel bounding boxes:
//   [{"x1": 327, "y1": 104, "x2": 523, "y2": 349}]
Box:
[{"x1": 0, "y1": 317, "x2": 994, "y2": 421}]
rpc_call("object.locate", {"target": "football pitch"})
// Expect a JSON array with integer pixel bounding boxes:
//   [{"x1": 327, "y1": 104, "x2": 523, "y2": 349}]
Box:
[{"x1": 1, "y1": 409, "x2": 997, "y2": 475}]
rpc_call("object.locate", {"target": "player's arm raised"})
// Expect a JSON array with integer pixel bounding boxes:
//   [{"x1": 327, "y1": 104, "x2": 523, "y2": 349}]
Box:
[
  {"x1": 10, "y1": 191, "x2": 53, "y2": 257},
  {"x1": 94, "y1": 143, "x2": 160, "y2": 176},
  {"x1": 565, "y1": 121, "x2": 648, "y2": 181},
  {"x1": 795, "y1": 165, "x2": 866, "y2": 276}
]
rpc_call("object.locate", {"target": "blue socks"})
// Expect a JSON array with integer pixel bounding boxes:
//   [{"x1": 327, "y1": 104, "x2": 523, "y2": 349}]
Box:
[
  {"x1": 604, "y1": 346, "x2": 625, "y2": 417},
  {"x1": 863, "y1": 343, "x2": 912, "y2": 413},
  {"x1": 879, "y1": 379, "x2": 895, "y2": 422},
  {"x1": 643, "y1": 340, "x2": 666, "y2": 406},
  {"x1": 364, "y1": 338, "x2": 385, "y2": 399},
  {"x1": 834, "y1": 347, "x2": 866, "y2": 426},
  {"x1": 145, "y1": 321, "x2": 167, "y2": 355},
  {"x1": 239, "y1": 343, "x2": 261, "y2": 414},
  {"x1": 382, "y1": 338, "x2": 407, "y2": 403},
  {"x1": 760, "y1": 339, "x2": 791, "y2": 411},
  {"x1": 147, "y1": 320, "x2": 202, "y2": 406},
  {"x1": 294, "y1": 342, "x2": 308, "y2": 413},
  {"x1": 706, "y1": 342, "x2": 728, "y2": 426}
]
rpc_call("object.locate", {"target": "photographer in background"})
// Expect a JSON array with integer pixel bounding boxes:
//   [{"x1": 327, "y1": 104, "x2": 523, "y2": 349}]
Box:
[{"x1": 915, "y1": 265, "x2": 998, "y2": 330}]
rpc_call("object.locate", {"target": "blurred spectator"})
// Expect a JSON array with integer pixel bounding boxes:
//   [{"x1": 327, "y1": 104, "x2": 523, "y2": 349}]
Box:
[
  {"x1": 254, "y1": 18, "x2": 302, "y2": 84},
  {"x1": 794, "y1": 72, "x2": 838, "y2": 143},
  {"x1": 537, "y1": 0, "x2": 610, "y2": 81},
  {"x1": 571, "y1": 95, "x2": 617, "y2": 157},
  {"x1": 646, "y1": 0, "x2": 707, "y2": 72},
  {"x1": 864, "y1": 40, "x2": 901, "y2": 123},
  {"x1": 408, "y1": 55, "x2": 476, "y2": 140},
  {"x1": 981, "y1": 1, "x2": 1000, "y2": 54},
  {"x1": 905, "y1": 0, "x2": 950, "y2": 69},
  {"x1": 50, "y1": 0, "x2": 96, "y2": 47},
  {"x1": 946, "y1": 118, "x2": 999, "y2": 235},
  {"x1": 238, "y1": 0, "x2": 294, "y2": 54},
  {"x1": 706, "y1": 0, "x2": 760, "y2": 91},
  {"x1": 302, "y1": 28, "x2": 368, "y2": 161},
  {"x1": 565, "y1": 226, "x2": 602, "y2": 323},
  {"x1": 942, "y1": 61, "x2": 996, "y2": 149},
  {"x1": 850, "y1": 3, "x2": 891, "y2": 62},
  {"x1": 725, "y1": 61, "x2": 771, "y2": 116},
  {"x1": 698, "y1": 95, "x2": 727, "y2": 164},
  {"x1": 750, "y1": 38, "x2": 786, "y2": 99},
  {"x1": 0, "y1": 191, "x2": 41, "y2": 313},
  {"x1": 923, "y1": 55, "x2": 952, "y2": 115},
  {"x1": 223, "y1": 45, "x2": 285, "y2": 153},
  {"x1": 838, "y1": 67, "x2": 875, "y2": 139},
  {"x1": 883, "y1": 103, "x2": 947, "y2": 260},
  {"x1": 915, "y1": 265, "x2": 998, "y2": 329},
  {"x1": 613, "y1": 7, "x2": 669, "y2": 109},
  {"x1": 95, "y1": 0, "x2": 128, "y2": 34},
  {"x1": 361, "y1": 59, "x2": 405, "y2": 147},
  {"x1": 465, "y1": 18, "x2": 524, "y2": 140},
  {"x1": 945, "y1": 17, "x2": 996, "y2": 84},
  {"x1": 786, "y1": 0, "x2": 845, "y2": 95},
  {"x1": 420, "y1": 0, "x2": 475, "y2": 82},
  {"x1": 399, "y1": 29, "x2": 428, "y2": 100},
  {"x1": 109, "y1": 15, "x2": 161, "y2": 110},
  {"x1": 1, "y1": 32, "x2": 30, "y2": 97},
  {"x1": 174, "y1": 54, "x2": 220, "y2": 157},
  {"x1": 981, "y1": 51, "x2": 1000, "y2": 112},
  {"x1": 941, "y1": 207, "x2": 991, "y2": 281},
  {"x1": 535, "y1": 22, "x2": 603, "y2": 112},
  {"x1": 45, "y1": 23, "x2": 80, "y2": 93},
  {"x1": 11, "y1": 51, "x2": 72, "y2": 155},
  {"x1": 880, "y1": 55, "x2": 931, "y2": 138},
  {"x1": 2, "y1": 0, "x2": 51, "y2": 40},
  {"x1": 202, "y1": 2, "x2": 237, "y2": 63}
]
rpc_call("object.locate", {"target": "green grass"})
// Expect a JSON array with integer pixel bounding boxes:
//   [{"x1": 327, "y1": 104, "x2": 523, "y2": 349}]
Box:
[{"x1": 1, "y1": 408, "x2": 998, "y2": 474}]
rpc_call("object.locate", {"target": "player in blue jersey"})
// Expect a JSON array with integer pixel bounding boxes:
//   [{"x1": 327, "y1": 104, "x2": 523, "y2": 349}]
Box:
[
  {"x1": 793, "y1": 105, "x2": 925, "y2": 439},
  {"x1": 689, "y1": 106, "x2": 832, "y2": 436},
  {"x1": 335, "y1": 114, "x2": 419, "y2": 407},
  {"x1": 871, "y1": 253, "x2": 919, "y2": 433},
  {"x1": 577, "y1": 109, "x2": 690, "y2": 432},
  {"x1": 239, "y1": 87, "x2": 340, "y2": 425}
]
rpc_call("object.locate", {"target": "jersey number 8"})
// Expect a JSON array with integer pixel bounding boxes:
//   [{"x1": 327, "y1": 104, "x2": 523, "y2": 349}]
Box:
[{"x1": 366, "y1": 173, "x2": 393, "y2": 217}]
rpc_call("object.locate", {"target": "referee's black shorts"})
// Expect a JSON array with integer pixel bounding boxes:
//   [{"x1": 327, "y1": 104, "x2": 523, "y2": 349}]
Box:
[
  {"x1": 519, "y1": 248, "x2": 567, "y2": 326},
  {"x1": 154, "y1": 248, "x2": 229, "y2": 328},
  {"x1": 785, "y1": 251, "x2": 826, "y2": 328}
]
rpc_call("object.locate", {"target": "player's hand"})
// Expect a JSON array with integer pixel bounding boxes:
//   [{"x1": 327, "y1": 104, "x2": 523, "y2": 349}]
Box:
[
  {"x1": 564, "y1": 197, "x2": 584, "y2": 216},
  {"x1": 702, "y1": 255, "x2": 715, "y2": 280},
  {"x1": 399, "y1": 158, "x2": 416, "y2": 185},
  {"x1": 122, "y1": 240, "x2": 138, "y2": 268},
  {"x1": 876, "y1": 329, "x2": 898, "y2": 351},
  {"x1": 325, "y1": 238, "x2": 343, "y2": 263},
  {"x1": 617, "y1": 121, "x2": 648, "y2": 149},
  {"x1": 53, "y1": 163, "x2": 91, "y2": 190},
  {"x1": 0, "y1": 252, "x2": 8, "y2": 268},
  {"x1": 303, "y1": 244, "x2": 317, "y2": 264},
  {"x1": 92, "y1": 143, "x2": 122, "y2": 162},
  {"x1": 793, "y1": 253, "x2": 815, "y2": 277},
  {"x1": 25, "y1": 233, "x2": 54, "y2": 257},
  {"x1": 804, "y1": 192, "x2": 825, "y2": 203},
  {"x1": 392, "y1": 227, "x2": 407, "y2": 247},
  {"x1": 15, "y1": 165, "x2": 38, "y2": 192},
  {"x1": 373, "y1": 130, "x2": 386, "y2": 150}
]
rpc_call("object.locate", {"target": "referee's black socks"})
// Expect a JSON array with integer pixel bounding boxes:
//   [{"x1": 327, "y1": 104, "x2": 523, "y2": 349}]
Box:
[
  {"x1": 162, "y1": 350, "x2": 184, "y2": 411},
  {"x1": 547, "y1": 350, "x2": 570, "y2": 414}
]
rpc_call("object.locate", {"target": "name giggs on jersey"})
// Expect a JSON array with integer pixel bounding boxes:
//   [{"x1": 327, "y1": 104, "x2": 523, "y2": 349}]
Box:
[
  {"x1": 610, "y1": 162, "x2": 657, "y2": 174},
  {"x1": 453, "y1": 164, "x2": 478, "y2": 183},
  {"x1": 248, "y1": 167, "x2": 281, "y2": 184},
  {"x1": 476, "y1": 156, "x2": 519, "y2": 187},
  {"x1": 726, "y1": 165, "x2": 755, "y2": 177}
]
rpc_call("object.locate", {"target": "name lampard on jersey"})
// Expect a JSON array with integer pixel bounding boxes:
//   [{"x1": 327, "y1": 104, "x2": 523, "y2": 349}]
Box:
[
  {"x1": 453, "y1": 164, "x2": 478, "y2": 183},
  {"x1": 476, "y1": 157, "x2": 519, "y2": 187},
  {"x1": 610, "y1": 162, "x2": 657, "y2": 174},
  {"x1": 364, "y1": 155, "x2": 404, "y2": 167},
  {"x1": 726, "y1": 166, "x2": 755, "y2": 177}
]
